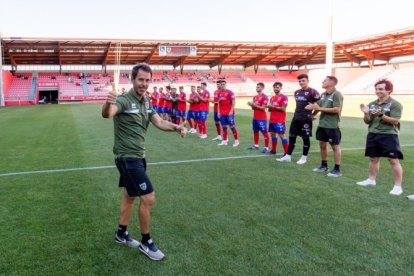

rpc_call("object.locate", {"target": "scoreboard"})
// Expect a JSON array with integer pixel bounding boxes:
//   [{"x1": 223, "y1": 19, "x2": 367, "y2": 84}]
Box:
[{"x1": 159, "y1": 45, "x2": 197, "y2": 56}]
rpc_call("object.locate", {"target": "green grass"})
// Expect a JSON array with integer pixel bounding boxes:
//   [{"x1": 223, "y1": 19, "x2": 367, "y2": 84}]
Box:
[{"x1": 0, "y1": 103, "x2": 413, "y2": 275}]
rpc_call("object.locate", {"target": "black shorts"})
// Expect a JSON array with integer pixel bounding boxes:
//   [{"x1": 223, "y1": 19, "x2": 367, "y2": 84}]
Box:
[
  {"x1": 365, "y1": 133, "x2": 403, "y2": 159},
  {"x1": 316, "y1": 127, "x2": 341, "y2": 145},
  {"x1": 289, "y1": 119, "x2": 312, "y2": 138},
  {"x1": 115, "y1": 157, "x2": 154, "y2": 197}
]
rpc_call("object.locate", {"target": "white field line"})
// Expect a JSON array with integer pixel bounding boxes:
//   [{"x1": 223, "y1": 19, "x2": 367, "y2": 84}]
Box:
[{"x1": 0, "y1": 144, "x2": 413, "y2": 177}]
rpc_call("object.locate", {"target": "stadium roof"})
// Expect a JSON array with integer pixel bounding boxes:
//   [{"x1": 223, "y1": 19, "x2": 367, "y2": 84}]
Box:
[{"x1": 2, "y1": 27, "x2": 414, "y2": 71}]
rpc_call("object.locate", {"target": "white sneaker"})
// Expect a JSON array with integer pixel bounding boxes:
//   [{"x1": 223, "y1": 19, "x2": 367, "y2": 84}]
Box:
[
  {"x1": 276, "y1": 154, "x2": 291, "y2": 162},
  {"x1": 356, "y1": 179, "x2": 376, "y2": 187},
  {"x1": 232, "y1": 140, "x2": 240, "y2": 147},
  {"x1": 218, "y1": 140, "x2": 228, "y2": 146},
  {"x1": 296, "y1": 155, "x2": 307, "y2": 165},
  {"x1": 199, "y1": 134, "x2": 207, "y2": 139},
  {"x1": 389, "y1": 185, "x2": 403, "y2": 196},
  {"x1": 407, "y1": 195, "x2": 414, "y2": 201},
  {"x1": 189, "y1": 128, "x2": 196, "y2": 133},
  {"x1": 212, "y1": 135, "x2": 222, "y2": 141}
]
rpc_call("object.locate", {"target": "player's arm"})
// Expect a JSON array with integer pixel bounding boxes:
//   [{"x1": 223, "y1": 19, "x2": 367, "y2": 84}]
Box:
[
  {"x1": 229, "y1": 100, "x2": 235, "y2": 115},
  {"x1": 252, "y1": 100, "x2": 267, "y2": 111},
  {"x1": 198, "y1": 93, "x2": 209, "y2": 102},
  {"x1": 150, "y1": 113, "x2": 187, "y2": 137},
  {"x1": 375, "y1": 104, "x2": 401, "y2": 126},
  {"x1": 267, "y1": 104, "x2": 286, "y2": 112},
  {"x1": 102, "y1": 85, "x2": 119, "y2": 118}
]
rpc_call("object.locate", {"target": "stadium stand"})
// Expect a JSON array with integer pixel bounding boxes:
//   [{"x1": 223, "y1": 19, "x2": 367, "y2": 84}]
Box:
[
  {"x1": 3, "y1": 64, "x2": 414, "y2": 105},
  {"x1": 4, "y1": 73, "x2": 34, "y2": 105}
]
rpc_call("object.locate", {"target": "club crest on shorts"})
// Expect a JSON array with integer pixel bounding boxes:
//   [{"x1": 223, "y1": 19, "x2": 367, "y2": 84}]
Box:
[{"x1": 139, "y1": 182, "x2": 147, "y2": 190}]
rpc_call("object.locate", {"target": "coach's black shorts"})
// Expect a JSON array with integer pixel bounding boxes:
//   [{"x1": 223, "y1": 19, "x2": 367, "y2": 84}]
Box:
[
  {"x1": 365, "y1": 133, "x2": 403, "y2": 159},
  {"x1": 316, "y1": 127, "x2": 341, "y2": 145},
  {"x1": 115, "y1": 157, "x2": 154, "y2": 197},
  {"x1": 289, "y1": 119, "x2": 312, "y2": 138}
]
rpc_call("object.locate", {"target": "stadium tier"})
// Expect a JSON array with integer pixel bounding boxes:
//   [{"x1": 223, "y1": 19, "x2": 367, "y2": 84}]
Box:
[{"x1": 3, "y1": 66, "x2": 414, "y2": 105}]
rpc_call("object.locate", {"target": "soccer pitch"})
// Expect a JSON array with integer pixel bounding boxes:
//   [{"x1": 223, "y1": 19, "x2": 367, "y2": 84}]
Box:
[{"x1": 0, "y1": 103, "x2": 413, "y2": 275}]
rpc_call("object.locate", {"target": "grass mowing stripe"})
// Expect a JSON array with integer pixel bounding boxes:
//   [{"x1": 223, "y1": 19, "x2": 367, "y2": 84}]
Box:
[{"x1": 1, "y1": 144, "x2": 413, "y2": 177}]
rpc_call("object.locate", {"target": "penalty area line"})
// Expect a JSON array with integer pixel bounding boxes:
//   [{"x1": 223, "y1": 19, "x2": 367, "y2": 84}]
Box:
[{"x1": 0, "y1": 144, "x2": 413, "y2": 177}]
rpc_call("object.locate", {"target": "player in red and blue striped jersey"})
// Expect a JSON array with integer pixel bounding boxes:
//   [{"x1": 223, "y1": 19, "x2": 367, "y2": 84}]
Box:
[
  {"x1": 197, "y1": 82, "x2": 210, "y2": 139},
  {"x1": 247, "y1": 82, "x2": 270, "y2": 153},
  {"x1": 210, "y1": 81, "x2": 222, "y2": 141},
  {"x1": 163, "y1": 85, "x2": 173, "y2": 122},
  {"x1": 186, "y1": 86, "x2": 199, "y2": 133},
  {"x1": 176, "y1": 86, "x2": 187, "y2": 125},
  {"x1": 150, "y1": 86, "x2": 160, "y2": 113},
  {"x1": 157, "y1": 87, "x2": 165, "y2": 117},
  {"x1": 266, "y1": 82, "x2": 289, "y2": 156},
  {"x1": 217, "y1": 79, "x2": 239, "y2": 147}
]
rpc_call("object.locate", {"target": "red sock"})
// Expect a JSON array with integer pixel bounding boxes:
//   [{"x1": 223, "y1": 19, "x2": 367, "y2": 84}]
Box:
[
  {"x1": 200, "y1": 123, "x2": 205, "y2": 135},
  {"x1": 203, "y1": 122, "x2": 207, "y2": 135},
  {"x1": 176, "y1": 118, "x2": 180, "y2": 124},
  {"x1": 223, "y1": 129, "x2": 228, "y2": 140},
  {"x1": 215, "y1": 124, "x2": 221, "y2": 136},
  {"x1": 254, "y1": 132, "x2": 259, "y2": 145},
  {"x1": 232, "y1": 128, "x2": 238, "y2": 140},
  {"x1": 282, "y1": 139, "x2": 289, "y2": 154},
  {"x1": 272, "y1": 139, "x2": 278, "y2": 152},
  {"x1": 188, "y1": 120, "x2": 193, "y2": 129},
  {"x1": 263, "y1": 132, "x2": 269, "y2": 148}
]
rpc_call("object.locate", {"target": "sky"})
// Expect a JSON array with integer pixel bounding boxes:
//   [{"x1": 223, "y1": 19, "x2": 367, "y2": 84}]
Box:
[{"x1": 0, "y1": 0, "x2": 412, "y2": 42}]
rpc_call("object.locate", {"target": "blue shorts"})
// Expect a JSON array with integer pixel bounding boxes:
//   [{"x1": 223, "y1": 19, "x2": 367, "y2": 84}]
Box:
[
  {"x1": 199, "y1": 111, "x2": 209, "y2": 122},
  {"x1": 194, "y1": 111, "x2": 201, "y2": 120},
  {"x1": 177, "y1": 110, "x2": 186, "y2": 118},
  {"x1": 252, "y1": 120, "x2": 268, "y2": 133},
  {"x1": 157, "y1": 107, "x2": 164, "y2": 114},
  {"x1": 220, "y1": 115, "x2": 236, "y2": 126},
  {"x1": 269, "y1": 123, "x2": 286, "y2": 134},
  {"x1": 213, "y1": 112, "x2": 220, "y2": 122},
  {"x1": 164, "y1": 108, "x2": 172, "y2": 115},
  {"x1": 187, "y1": 110, "x2": 196, "y2": 120}
]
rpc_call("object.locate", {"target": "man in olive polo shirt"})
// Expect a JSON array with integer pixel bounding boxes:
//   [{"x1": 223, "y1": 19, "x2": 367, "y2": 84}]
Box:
[
  {"x1": 305, "y1": 76, "x2": 343, "y2": 177},
  {"x1": 357, "y1": 79, "x2": 404, "y2": 196},
  {"x1": 102, "y1": 63, "x2": 187, "y2": 261}
]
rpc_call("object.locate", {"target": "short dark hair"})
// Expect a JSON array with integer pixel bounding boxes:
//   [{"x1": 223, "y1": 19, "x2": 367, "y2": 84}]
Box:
[
  {"x1": 217, "y1": 79, "x2": 226, "y2": 83},
  {"x1": 273, "y1": 81, "x2": 283, "y2": 87},
  {"x1": 326, "y1": 75, "x2": 338, "y2": 85},
  {"x1": 257, "y1": 82, "x2": 265, "y2": 88},
  {"x1": 297, "y1": 73, "x2": 309, "y2": 80},
  {"x1": 201, "y1": 82, "x2": 207, "y2": 86},
  {"x1": 131, "y1": 63, "x2": 152, "y2": 80},
  {"x1": 375, "y1": 79, "x2": 393, "y2": 93}
]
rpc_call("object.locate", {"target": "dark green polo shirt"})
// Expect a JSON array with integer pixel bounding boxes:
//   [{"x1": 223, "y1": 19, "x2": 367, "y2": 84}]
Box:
[
  {"x1": 113, "y1": 89, "x2": 155, "y2": 158},
  {"x1": 318, "y1": 89, "x2": 343, "y2": 129},
  {"x1": 367, "y1": 97, "x2": 402, "y2": 135}
]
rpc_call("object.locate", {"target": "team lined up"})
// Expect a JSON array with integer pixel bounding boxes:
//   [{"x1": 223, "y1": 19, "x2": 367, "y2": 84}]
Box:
[
  {"x1": 146, "y1": 73, "x2": 404, "y2": 195},
  {"x1": 147, "y1": 80, "x2": 239, "y2": 146}
]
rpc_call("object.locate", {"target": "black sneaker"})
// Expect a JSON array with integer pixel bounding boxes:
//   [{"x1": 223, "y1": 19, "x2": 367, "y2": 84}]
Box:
[
  {"x1": 266, "y1": 150, "x2": 276, "y2": 156},
  {"x1": 312, "y1": 165, "x2": 329, "y2": 173},
  {"x1": 327, "y1": 169, "x2": 342, "y2": 177},
  {"x1": 115, "y1": 231, "x2": 140, "y2": 248},
  {"x1": 138, "y1": 239, "x2": 165, "y2": 261}
]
